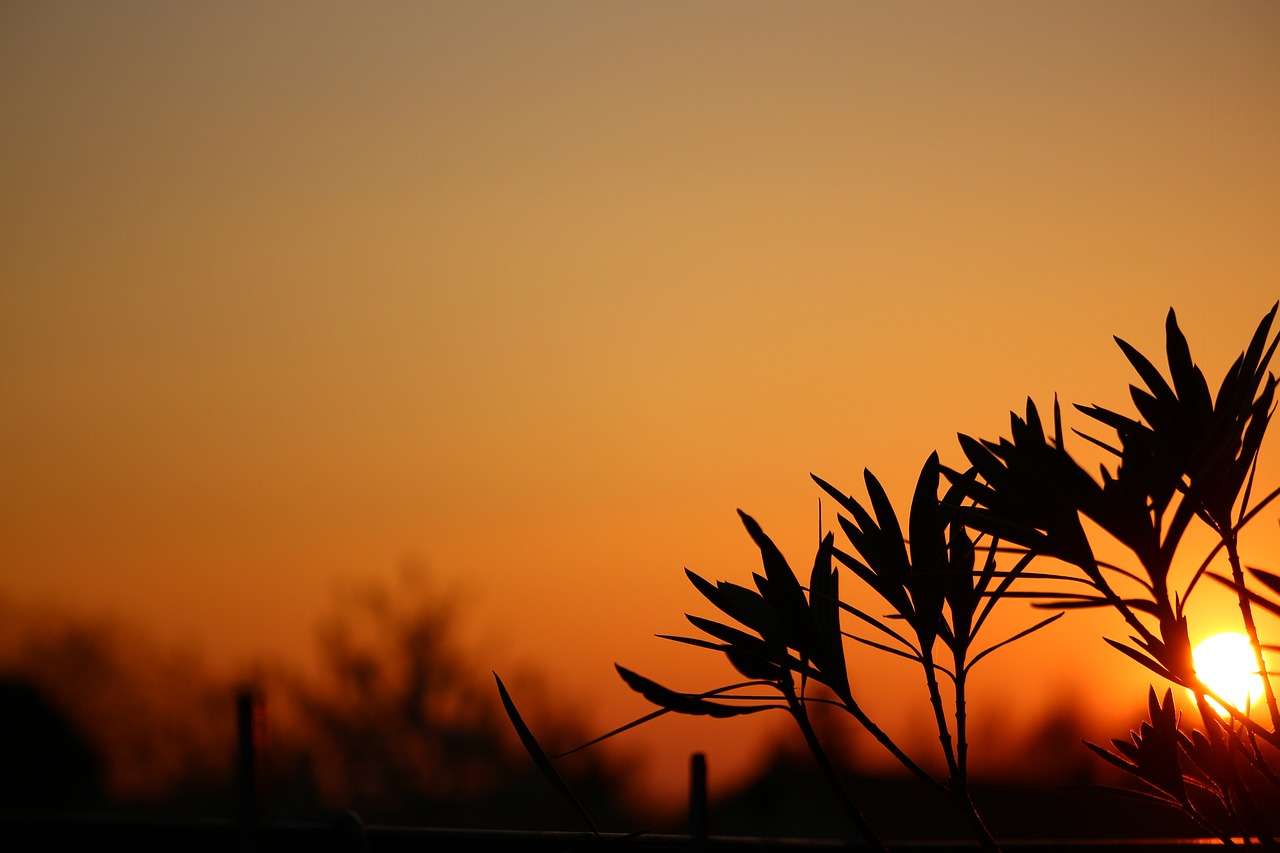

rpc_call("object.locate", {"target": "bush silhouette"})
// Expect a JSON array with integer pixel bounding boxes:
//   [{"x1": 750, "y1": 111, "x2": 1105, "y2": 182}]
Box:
[{"x1": 0, "y1": 680, "x2": 102, "y2": 811}]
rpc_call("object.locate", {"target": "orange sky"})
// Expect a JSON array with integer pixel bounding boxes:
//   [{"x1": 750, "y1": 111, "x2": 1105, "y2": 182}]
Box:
[{"x1": 3, "y1": 1, "x2": 1280, "y2": 810}]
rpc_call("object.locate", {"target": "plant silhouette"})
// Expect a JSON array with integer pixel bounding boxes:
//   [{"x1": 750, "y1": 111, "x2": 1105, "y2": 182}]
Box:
[
  {"x1": 501, "y1": 304, "x2": 1280, "y2": 849},
  {"x1": 947, "y1": 306, "x2": 1280, "y2": 843}
]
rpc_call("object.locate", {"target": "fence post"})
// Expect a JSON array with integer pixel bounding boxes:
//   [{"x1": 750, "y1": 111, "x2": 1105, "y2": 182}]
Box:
[
  {"x1": 236, "y1": 689, "x2": 264, "y2": 852},
  {"x1": 690, "y1": 752, "x2": 708, "y2": 853}
]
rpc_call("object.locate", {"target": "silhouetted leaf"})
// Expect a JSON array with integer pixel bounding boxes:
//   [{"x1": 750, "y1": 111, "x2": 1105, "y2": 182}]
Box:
[
  {"x1": 1165, "y1": 309, "x2": 1213, "y2": 416},
  {"x1": 684, "y1": 615, "x2": 794, "y2": 681},
  {"x1": 829, "y1": 540, "x2": 913, "y2": 618},
  {"x1": 1084, "y1": 689, "x2": 1190, "y2": 809},
  {"x1": 864, "y1": 469, "x2": 909, "y2": 569},
  {"x1": 844, "y1": 632, "x2": 924, "y2": 665},
  {"x1": 966, "y1": 612, "x2": 1062, "y2": 671},
  {"x1": 686, "y1": 614, "x2": 771, "y2": 651},
  {"x1": 970, "y1": 544, "x2": 1033, "y2": 642},
  {"x1": 1104, "y1": 638, "x2": 1175, "y2": 682},
  {"x1": 945, "y1": 505, "x2": 1047, "y2": 555},
  {"x1": 906, "y1": 453, "x2": 947, "y2": 645},
  {"x1": 725, "y1": 644, "x2": 791, "y2": 681},
  {"x1": 556, "y1": 682, "x2": 782, "y2": 758},
  {"x1": 1207, "y1": 571, "x2": 1280, "y2": 619},
  {"x1": 1248, "y1": 565, "x2": 1280, "y2": 597},
  {"x1": 685, "y1": 569, "x2": 786, "y2": 643},
  {"x1": 1115, "y1": 335, "x2": 1176, "y2": 405},
  {"x1": 657, "y1": 633, "x2": 725, "y2": 653},
  {"x1": 836, "y1": 600, "x2": 920, "y2": 655},
  {"x1": 811, "y1": 473, "x2": 868, "y2": 527},
  {"x1": 1020, "y1": 594, "x2": 1160, "y2": 615},
  {"x1": 494, "y1": 673, "x2": 598, "y2": 834},
  {"x1": 815, "y1": 470, "x2": 916, "y2": 616},
  {"x1": 1083, "y1": 779, "x2": 1182, "y2": 809},
  {"x1": 555, "y1": 707, "x2": 672, "y2": 757},
  {"x1": 738, "y1": 511, "x2": 812, "y2": 644},
  {"x1": 616, "y1": 665, "x2": 774, "y2": 718},
  {"x1": 808, "y1": 532, "x2": 851, "y2": 700}
]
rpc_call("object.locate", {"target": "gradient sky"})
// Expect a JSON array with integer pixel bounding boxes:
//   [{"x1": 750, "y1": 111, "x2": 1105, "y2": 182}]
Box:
[{"x1": 4, "y1": 1, "x2": 1280, "y2": 808}]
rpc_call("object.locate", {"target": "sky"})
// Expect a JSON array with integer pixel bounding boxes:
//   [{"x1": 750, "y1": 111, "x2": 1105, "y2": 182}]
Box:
[{"x1": 3, "y1": 1, "x2": 1280, "y2": 810}]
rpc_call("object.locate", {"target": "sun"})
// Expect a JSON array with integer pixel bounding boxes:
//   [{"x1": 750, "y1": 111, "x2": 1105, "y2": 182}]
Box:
[{"x1": 1191, "y1": 631, "x2": 1264, "y2": 716}]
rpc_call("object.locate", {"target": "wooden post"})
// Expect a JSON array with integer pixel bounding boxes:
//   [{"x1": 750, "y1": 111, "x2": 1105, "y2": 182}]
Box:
[
  {"x1": 236, "y1": 689, "x2": 263, "y2": 853},
  {"x1": 690, "y1": 752, "x2": 708, "y2": 853}
]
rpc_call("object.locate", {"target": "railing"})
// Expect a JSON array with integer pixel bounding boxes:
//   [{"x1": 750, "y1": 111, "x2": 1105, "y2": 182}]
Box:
[{"x1": 0, "y1": 814, "x2": 1240, "y2": 853}]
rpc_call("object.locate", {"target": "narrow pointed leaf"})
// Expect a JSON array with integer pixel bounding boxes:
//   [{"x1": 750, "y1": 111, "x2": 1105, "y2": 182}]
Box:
[
  {"x1": 1104, "y1": 638, "x2": 1175, "y2": 682},
  {"x1": 657, "y1": 633, "x2": 727, "y2": 653},
  {"x1": 1115, "y1": 336, "x2": 1175, "y2": 403},
  {"x1": 966, "y1": 613, "x2": 1063, "y2": 671},
  {"x1": 837, "y1": 601, "x2": 921, "y2": 655},
  {"x1": 864, "y1": 468, "x2": 909, "y2": 568},
  {"x1": 737, "y1": 510, "x2": 812, "y2": 643},
  {"x1": 686, "y1": 568, "x2": 787, "y2": 642},
  {"x1": 1207, "y1": 572, "x2": 1280, "y2": 619},
  {"x1": 685, "y1": 614, "x2": 788, "y2": 677},
  {"x1": 616, "y1": 665, "x2": 773, "y2": 718},
  {"x1": 1165, "y1": 310, "x2": 1212, "y2": 413},
  {"x1": 555, "y1": 708, "x2": 675, "y2": 758},
  {"x1": 557, "y1": 684, "x2": 785, "y2": 757},
  {"x1": 495, "y1": 673, "x2": 598, "y2": 834},
  {"x1": 1248, "y1": 565, "x2": 1280, "y2": 597},
  {"x1": 845, "y1": 632, "x2": 925, "y2": 664},
  {"x1": 808, "y1": 532, "x2": 850, "y2": 699}
]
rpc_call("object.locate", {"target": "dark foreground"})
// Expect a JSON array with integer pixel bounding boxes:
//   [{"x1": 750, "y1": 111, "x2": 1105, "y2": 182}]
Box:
[{"x1": 0, "y1": 815, "x2": 1241, "y2": 853}]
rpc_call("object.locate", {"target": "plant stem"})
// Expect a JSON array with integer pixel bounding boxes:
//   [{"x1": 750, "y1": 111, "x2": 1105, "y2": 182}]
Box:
[
  {"x1": 952, "y1": 789, "x2": 1000, "y2": 853},
  {"x1": 945, "y1": 661, "x2": 1001, "y2": 853},
  {"x1": 836, "y1": 697, "x2": 946, "y2": 796},
  {"x1": 921, "y1": 649, "x2": 959, "y2": 783},
  {"x1": 834, "y1": 685, "x2": 1000, "y2": 852},
  {"x1": 785, "y1": 691, "x2": 887, "y2": 853},
  {"x1": 954, "y1": 654, "x2": 970, "y2": 784},
  {"x1": 1223, "y1": 528, "x2": 1280, "y2": 731}
]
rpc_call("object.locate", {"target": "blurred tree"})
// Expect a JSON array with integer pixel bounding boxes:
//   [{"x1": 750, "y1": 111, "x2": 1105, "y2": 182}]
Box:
[
  {"x1": 0, "y1": 595, "x2": 235, "y2": 812},
  {"x1": 0, "y1": 573, "x2": 643, "y2": 829},
  {"x1": 0, "y1": 679, "x2": 102, "y2": 811},
  {"x1": 262, "y1": 564, "x2": 645, "y2": 828}
]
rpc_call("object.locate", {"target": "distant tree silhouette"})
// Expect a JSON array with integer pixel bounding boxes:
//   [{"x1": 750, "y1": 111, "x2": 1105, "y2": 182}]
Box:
[
  {"x1": 0, "y1": 679, "x2": 102, "y2": 811},
  {"x1": 268, "y1": 567, "x2": 644, "y2": 828},
  {"x1": 0, "y1": 596, "x2": 235, "y2": 812},
  {"x1": 0, "y1": 576, "x2": 641, "y2": 827}
]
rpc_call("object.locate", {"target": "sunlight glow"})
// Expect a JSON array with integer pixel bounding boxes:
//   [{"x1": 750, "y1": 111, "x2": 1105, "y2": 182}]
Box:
[{"x1": 1192, "y1": 632, "x2": 1264, "y2": 717}]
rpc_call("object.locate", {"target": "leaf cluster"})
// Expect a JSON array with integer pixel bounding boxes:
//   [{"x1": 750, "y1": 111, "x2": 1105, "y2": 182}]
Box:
[
  {"x1": 814, "y1": 452, "x2": 1057, "y2": 683},
  {"x1": 944, "y1": 304, "x2": 1280, "y2": 843},
  {"x1": 948, "y1": 307, "x2": 1280, "y2": 630},
  {"x1": 498, "y1": 303, "x2": 1280, "y2": 849},
  {"x1": 657, "y1": 510, "x2": 852, "y2": 707}
]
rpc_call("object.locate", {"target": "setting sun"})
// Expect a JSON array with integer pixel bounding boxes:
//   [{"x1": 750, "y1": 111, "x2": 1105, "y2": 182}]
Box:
[{"x1": 1192, "y1": 632, "x2": 1264, "y2": 716}]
